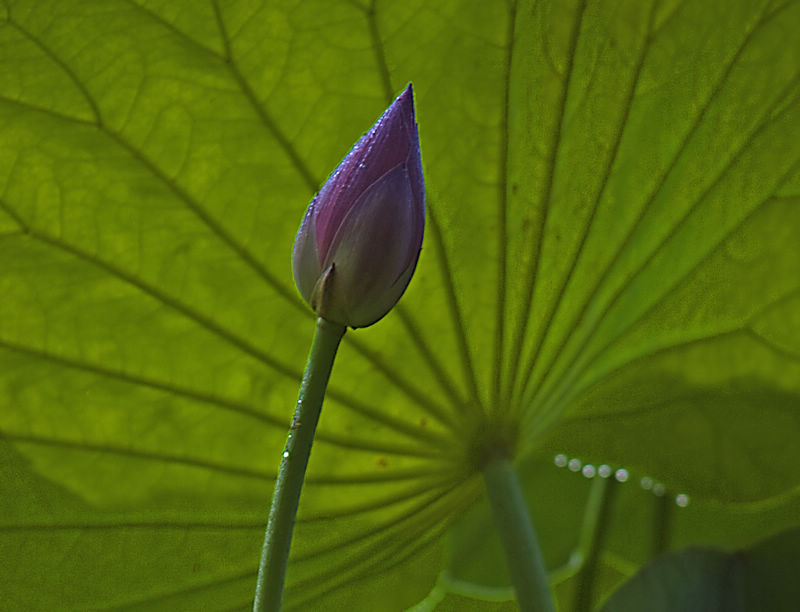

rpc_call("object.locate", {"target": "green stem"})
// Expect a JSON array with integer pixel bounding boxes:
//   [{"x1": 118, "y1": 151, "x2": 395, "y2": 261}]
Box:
[
  {"x1": 573, "y1": 477, "x2": 617, "y2": 612},
  {"x1": 652, "y1": 489, "x2": 672, "y2": 557},
  {"x1": 482, "y1": 456, "x2": 555, "y2": 612},
  {"x1": 253, "y1": 317, "x2": 346, "y2": 612}
]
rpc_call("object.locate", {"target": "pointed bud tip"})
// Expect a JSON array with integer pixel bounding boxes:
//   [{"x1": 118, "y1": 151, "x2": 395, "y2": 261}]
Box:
[{"x1": 397, "y1": 83, "x2": 415, "y2": 113}]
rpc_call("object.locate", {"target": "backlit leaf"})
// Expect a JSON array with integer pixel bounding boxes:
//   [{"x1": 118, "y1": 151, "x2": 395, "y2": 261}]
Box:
[{"x1": 1, "y1": 0, "x2": 798, "y2": 610}]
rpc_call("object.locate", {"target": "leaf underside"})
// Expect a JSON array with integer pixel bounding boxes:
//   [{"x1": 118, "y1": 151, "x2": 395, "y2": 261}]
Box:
[{"x1": 1, "y1": 0, "x2": 798, "y2": 610}]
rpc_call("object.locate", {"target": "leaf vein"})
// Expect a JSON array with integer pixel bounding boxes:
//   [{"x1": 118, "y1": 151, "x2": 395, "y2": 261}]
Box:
[
  {"x1": 6, "y1": 17, "x2": 103, "y2": 125},
  {"x1": 0, "y1": 220, "x2": 444, "y2": 447},
  {"x1": 2, "y1": 430, "x2": 274, "y2": 480},
  {"x1": 427, "y1": 202, "x2": 484, "y2": 411},
  {"x1": 491, "y1": 0, "x2": 517, "y2": 413},
  {"x1": 512, "y1": 0, "x2": 656, "y2": 414},
  {"x1": 0, "y1": 337, "x2": 282, "y2": 427},
  {"x1": 344, "y1": 334, "x2": 462, "y2": 431},
  {"x1": 395, "y1": 305, "x2": 468, "y2": 407},
  {"x1": 503, "y1": 0, "x2": 588, "y2": 409},
  {"x1": 538, "y1": 181, "x2": 800, "y2": 420},
  {"x1": 519, "y1": 1, "x2": 800, "y2": 408},
  {"x1": 124, "y1": 0, "x2": 224, "y2": 59},
  {"x1": 367, "y1": 0, "x2": 396, "y2": 105}
]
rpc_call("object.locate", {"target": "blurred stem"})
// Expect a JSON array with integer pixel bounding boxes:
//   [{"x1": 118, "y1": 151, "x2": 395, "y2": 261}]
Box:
[
  {"x1": 652, "y1": 490, "x2": 672, "y2": 557},
  {"x1": 253, "y1": 317, "x2": 346, "y2": 612},
  {"x1": 574, "y1": 477, "x2": 618, "y2": 612},
  {"x1": 482, "y1": 456, "x2": 555, "y2": 612}
]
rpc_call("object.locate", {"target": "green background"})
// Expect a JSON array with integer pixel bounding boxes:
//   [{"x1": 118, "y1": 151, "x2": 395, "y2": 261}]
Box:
[{"x1": 1, "y1": 0, "x2": 799, "y2": 609}]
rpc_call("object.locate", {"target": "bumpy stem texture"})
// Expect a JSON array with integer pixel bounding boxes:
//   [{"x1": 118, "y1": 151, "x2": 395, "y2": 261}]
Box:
[
  {"x1": 482, "y1": 457, "x2": 556, "y2": 612},
  {"x1": 253, "y1": 317, "x2": 346, "y2": 612}
]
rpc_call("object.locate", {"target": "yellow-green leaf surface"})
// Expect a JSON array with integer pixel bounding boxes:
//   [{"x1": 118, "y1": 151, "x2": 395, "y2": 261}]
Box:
[{"x1": 1, "y1": 0, "x2": 799, "y2": 610}]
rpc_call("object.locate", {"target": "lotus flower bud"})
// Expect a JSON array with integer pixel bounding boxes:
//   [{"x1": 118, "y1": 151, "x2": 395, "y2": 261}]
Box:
[{"x1": 292, "y1": 85, "x2": 425, "y2": 328}]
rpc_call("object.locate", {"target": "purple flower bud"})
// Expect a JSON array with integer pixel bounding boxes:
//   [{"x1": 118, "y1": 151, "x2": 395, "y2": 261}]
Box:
[{"x1": 292, "y1": 85, "x2": 425, "y2": 328}]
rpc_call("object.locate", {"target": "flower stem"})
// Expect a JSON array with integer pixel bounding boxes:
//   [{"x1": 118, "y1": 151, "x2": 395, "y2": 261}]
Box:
[
  {"x1": 482, "y1": 456, "x2": 556, "y2": 612},
  {"x1": 253, "y1": 317, "x2": 346, "y2": 612},
  {"x1": 573, "y1": 476, "x2": 618, "y2": 612}
]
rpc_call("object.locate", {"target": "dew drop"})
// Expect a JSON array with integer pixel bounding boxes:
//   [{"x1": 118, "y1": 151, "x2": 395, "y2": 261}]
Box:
[
  {"x1": 615, "y1": 468, "x2": 629, "y2": 483},
  {"x1": 675, "y1": 493, "x2": 690, "y2": 508},
  {"x1": 554, "y1": 454, "x2": 568, "y2": 468},
  {"x1": 568, "y1": 458, "x2": 582, "y2": 472},
  {"x1": 652, "y1": 483, "x2": 666, "y2": 497},
  {"x1": 282, "y1": 451, "x2": 290, "y2": 459},
  {"x1": 582, "y1": 464, "x2": 596, "y2": 478},
  {"x1": 640, "y1": 476, "x2": 654, "y2": 490},
  {"x1": 598, "y1": 464, "x2": 612, "y2": 478}
]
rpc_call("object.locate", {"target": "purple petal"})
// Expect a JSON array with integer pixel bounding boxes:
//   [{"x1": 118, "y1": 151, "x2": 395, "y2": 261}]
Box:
[
  {"x1": 291, "y1": 201, "x2": 321, "y2": 304},
  {"x1": 323, "y1": 164, "x2": 422, "y2": 327},
  {"x1": 315, "y1": 86, "x2": 419, "y2": 262}
]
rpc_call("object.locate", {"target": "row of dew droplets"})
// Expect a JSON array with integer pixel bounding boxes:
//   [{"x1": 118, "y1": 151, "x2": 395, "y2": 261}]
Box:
[{"x1": 553, "y1": 453, "x2": 690, "y2": 507}]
